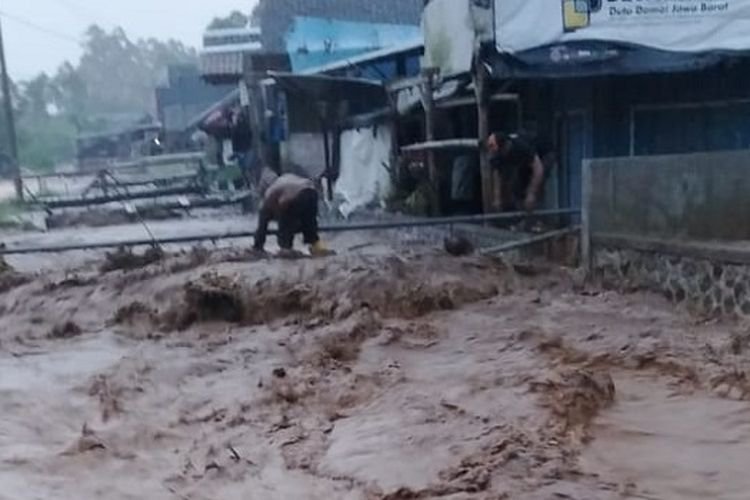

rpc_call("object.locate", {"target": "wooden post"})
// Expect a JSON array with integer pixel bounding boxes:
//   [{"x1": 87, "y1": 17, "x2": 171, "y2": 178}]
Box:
[
  {"x1": 241, "y1": 63, "x2": 268, "y2": 184},
  {"x1": 422, "y1": 68, "x2": 440, "y2": 216},
  {"x1": 473, "y1": 56, "x2": 492, "y2": 214},
  {"x1": 0, "y1": 18, "x2": 21, "y2": 201},
  {"x1": 386, "y1": 91, "x2": 401, "y2": 189},
  {"x1": 581, "y1": 158, "x2": 593, "y2": 274}
]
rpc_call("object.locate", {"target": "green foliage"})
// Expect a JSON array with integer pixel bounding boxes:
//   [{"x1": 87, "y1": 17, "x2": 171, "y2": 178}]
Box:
[
  {"x1": 0, "y1": 199, "x2": 27, "y2": 227},
  {"x1": 208, "y1": 11, "x2": 250, "y2": 29},
  {"x1": 17, "y1": 115, "x2": 77, "y2": 172},
  {"x1": 3, "y1": 25, "x2": 198, "y2": 173}
]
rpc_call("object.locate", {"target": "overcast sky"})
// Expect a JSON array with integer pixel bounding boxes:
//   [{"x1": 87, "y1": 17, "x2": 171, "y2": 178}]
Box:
[{"x1": 2, "y1": 0, "x2": 258, "y2": 80}]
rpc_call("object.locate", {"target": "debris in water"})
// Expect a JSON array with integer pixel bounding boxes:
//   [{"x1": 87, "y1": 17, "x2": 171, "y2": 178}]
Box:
[
  {"x1": 101, "y1": 246, "x2": 163, "y2": 273},
  {"x1": 48, "y1": 321, "x2": 83, "y2": 340},
  {"x1": 444, "y1": 236, "x2": 474, "y2": 257},
  {"x1": 0, "y1": 255, "x2": 28, "y2": 293}
]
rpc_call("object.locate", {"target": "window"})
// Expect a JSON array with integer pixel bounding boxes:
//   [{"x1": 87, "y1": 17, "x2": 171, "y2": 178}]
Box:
[{"x1": 632, "y1": 102, "x2": 750, "y2": 156}]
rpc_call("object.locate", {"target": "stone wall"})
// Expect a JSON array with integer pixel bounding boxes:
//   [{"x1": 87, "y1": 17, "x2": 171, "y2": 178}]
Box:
[{"x1": 594, "y1": 246, "x2": 750, "y2": 318}]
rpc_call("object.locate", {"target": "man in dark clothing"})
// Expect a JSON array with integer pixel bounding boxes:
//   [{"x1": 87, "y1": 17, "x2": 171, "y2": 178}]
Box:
[
  {"x1": 253, "y1": 169, "x2": 329, "y2": 256},
  {"x1": 231, "y1": 108, "x2": 257, "y2": 187},
  {"x1": 487, "y1": 132, "x2": 546, "y2": 212},
  {"x1": 200, "y1": 109, "x2": 233, "y2": 168}
]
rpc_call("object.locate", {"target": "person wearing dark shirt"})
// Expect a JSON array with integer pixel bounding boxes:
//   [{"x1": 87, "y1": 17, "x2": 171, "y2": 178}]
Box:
[
  {"x1": 487, "y1": 132, "x2": 546, "y2": 211},
  {"x1": 231, "y1": 108, "x2": 258, "y2": 186},
  {"x1": 254, "y1": 169, "x2": 329, "y2": 256}
]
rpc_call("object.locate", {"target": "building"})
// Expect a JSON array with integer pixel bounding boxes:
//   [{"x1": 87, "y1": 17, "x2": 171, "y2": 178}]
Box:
[
  {"x1": 417, "y1": 0, "x2": 750, "y2": 215},
  {"x1": 199, "y1": 23, "x2": 289, "y2": 85},
  {"x1": 76, "y1": 117, "x2": 162, "y2": 170},
  {"x1": 155, "y1": 65, "x2": 234, "y2": 151},
  {"x1": 191, "y1": 0, "x2": 424, "y2": 214},
  {"x1": 253, "y1": 0, "x2": 422, "y2": 53}
]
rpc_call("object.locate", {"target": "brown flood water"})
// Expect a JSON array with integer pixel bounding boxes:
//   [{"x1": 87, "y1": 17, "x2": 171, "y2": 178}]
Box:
[
  {"x1": 583, "y1": 373, "x2": 750, "y2": 500},
  {"x1": 3, "y1": 224, "x2": 750, "y2": 499}
]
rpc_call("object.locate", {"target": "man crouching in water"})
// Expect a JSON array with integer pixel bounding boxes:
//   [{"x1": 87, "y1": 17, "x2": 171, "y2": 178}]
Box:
[{"x1": 253, "y1": 168, "x2": 330, "y2": 257}]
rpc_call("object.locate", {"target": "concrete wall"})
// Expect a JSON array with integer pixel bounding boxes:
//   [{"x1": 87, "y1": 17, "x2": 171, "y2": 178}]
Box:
[
  {"x1": 589, "y1": 150, "x2": 750, "y2": 241},
  {"x1": 584, "y1": 150, "x2": 750, "y2": 319}
]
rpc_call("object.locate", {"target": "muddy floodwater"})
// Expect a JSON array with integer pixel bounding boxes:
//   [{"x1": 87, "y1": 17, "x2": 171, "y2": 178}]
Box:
[
  {"x1": 583, "y1": 374, "x2": 750, "y2": 500},
  {"x1": 1, "y1": 223, "x2": 750, "y2": 499}
]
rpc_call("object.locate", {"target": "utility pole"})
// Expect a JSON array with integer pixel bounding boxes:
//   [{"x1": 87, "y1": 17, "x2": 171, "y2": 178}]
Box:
[{"x1": 0, "y1": 17, "x2": 22, "y2": 201}]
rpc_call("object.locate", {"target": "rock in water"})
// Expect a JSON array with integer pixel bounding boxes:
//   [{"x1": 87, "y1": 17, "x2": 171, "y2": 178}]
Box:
[{"x1": 444, "y1": 236, "x2": 474, "y2": 257}]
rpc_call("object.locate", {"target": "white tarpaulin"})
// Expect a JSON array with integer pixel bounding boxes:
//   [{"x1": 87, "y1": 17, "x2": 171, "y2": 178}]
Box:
[
  {"x1": 423, "y1": 0, "x2": 475, "y2": 76},
  {"x1": 334, "y1": 126, "x2": 392, "y2": 218},
  {"x1": 496, "y1": 0, "x2": 750, "y2": 54}
]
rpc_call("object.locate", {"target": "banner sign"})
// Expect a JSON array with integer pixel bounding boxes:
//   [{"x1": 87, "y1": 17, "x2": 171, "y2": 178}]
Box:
[{"x1": 496, "y1": 0, "x2": 750, "y2": 55}]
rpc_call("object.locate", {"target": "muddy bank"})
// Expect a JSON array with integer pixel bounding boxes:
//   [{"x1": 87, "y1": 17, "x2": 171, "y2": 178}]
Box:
[
  {"x1": 0, "y1": 240, "x2": 749, "y2": 499},
  {"x1": 0, "y1": 255, "x2": 28, "y2": 295},
  {"x1": 159, "y1": 254, "x2": 500, "y2": 330}
]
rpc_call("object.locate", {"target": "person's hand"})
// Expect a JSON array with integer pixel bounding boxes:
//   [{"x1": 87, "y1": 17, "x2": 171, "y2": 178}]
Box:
[{"x1": 523, "y1": 193, "x2": 537, "y2": 212}]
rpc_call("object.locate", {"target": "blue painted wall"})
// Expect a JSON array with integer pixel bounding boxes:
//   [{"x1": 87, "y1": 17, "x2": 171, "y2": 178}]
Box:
[{"x1": 285, "y1": 16, "x2": 421, "y2": 72}]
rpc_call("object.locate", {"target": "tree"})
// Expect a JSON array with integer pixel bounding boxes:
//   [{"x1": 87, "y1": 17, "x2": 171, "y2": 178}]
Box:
[
  {"x1": 74, "y1": 26, "x2": 196, "y2": 116},
  {"x1": 208, "y1": 11, "x2": 249, "y2": 30},
  {"x1": 1, "y1": 24, "x2": 199, "y2": 172},
  {"x1": 18, "y1": 73, "x2": 52, "y2": 120}
]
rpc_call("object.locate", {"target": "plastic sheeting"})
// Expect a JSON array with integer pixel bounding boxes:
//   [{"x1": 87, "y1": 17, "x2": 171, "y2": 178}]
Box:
[{"x1": 334, "y1": 125, "x2": 392, "y2": 218}]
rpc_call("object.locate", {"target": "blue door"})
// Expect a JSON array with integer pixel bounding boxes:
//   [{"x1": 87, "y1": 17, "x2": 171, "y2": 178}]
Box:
[{"x1": 558, "y1": 111, "x2": 591, "y2": 221}]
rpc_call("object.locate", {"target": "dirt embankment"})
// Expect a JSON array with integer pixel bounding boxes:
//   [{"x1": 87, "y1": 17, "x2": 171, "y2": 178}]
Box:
[
  {"x1": 1, "y1": 245, "x2": 750, "y2": 499},
  {"x1": 0, "y1": 254, "x2": 28, "y2": 296}
]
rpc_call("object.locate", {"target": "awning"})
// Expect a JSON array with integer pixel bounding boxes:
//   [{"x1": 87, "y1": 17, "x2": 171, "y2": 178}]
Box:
[
  {"x1": 185, "y1": 88, "x2": 241, "y2": 132},
  {"x1": 267, "y1": 71, "x2": 385, "y2": 103},
  {"x1": 489, "y1": 41, "x2": 733, "y2": 79}
]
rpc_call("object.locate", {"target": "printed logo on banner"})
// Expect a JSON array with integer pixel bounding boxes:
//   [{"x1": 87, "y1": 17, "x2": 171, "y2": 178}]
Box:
[
  {"x1": 498, "y1": 0, "x2": 746, "y2": 56},
  {"x1": 562, "y1": 0, "x2": 602, "y2": 31}
]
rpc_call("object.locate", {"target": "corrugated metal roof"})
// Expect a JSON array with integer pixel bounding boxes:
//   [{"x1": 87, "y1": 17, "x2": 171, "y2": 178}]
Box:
[{"x1": 199, "y1": 52, "x2": 245, "y2": 78}]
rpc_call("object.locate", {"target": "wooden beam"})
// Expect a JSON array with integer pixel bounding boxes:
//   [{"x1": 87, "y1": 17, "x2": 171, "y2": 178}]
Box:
[
  {"x1": 108, "y1": 153, "x2": 204, "y2": 171},
  {"x1": 436, "y1": 93, "x2": 520, "y2": 110},
  {"x1": 386, "y1": 74, "x2": 427, "y2": 93},
  {"x1": 473, "y1": 55, "x2": 493, "y2": 214},
  {"x1": 401, "y1": 139, "x2": 479, "y2": 152},
  {"x1": 481, "y1": 226, "x2": 581, "y2": 255},
  {"x1": 422, "y1": 70, "x2": 440, "y2": 216},
  {"x1": 581, "y1": 159, "x2": 593, "y2": 273}
]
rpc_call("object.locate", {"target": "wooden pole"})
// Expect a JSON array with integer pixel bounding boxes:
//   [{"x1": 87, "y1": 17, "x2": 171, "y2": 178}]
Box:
[
  {"x1": 386, "y1": 91, "x2": 401, "y2": 189},
  {"x1": 422, "y1": 69, "x2": 440, "y2": 216},
  {"x1": 0, "y1": 18, "x2": 22, "y2": 201},
  {"x1": 240, "y1": 66, "x2": 267, "y2": 185},
  {"x1": 473, "y1": 56, "x2": 492, "y2": 214},
  {"x1": 581, "y1": 159, "x2": 593, "y2": 273}
]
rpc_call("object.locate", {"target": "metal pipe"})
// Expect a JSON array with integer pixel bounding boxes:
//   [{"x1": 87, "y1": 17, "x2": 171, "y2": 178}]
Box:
[
  {"x1": 0, "y1": 208, "x2": 580, "y2": 256},
  {"x1": 480, "y1": 226, "x2": 581, "y2": 255}
]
